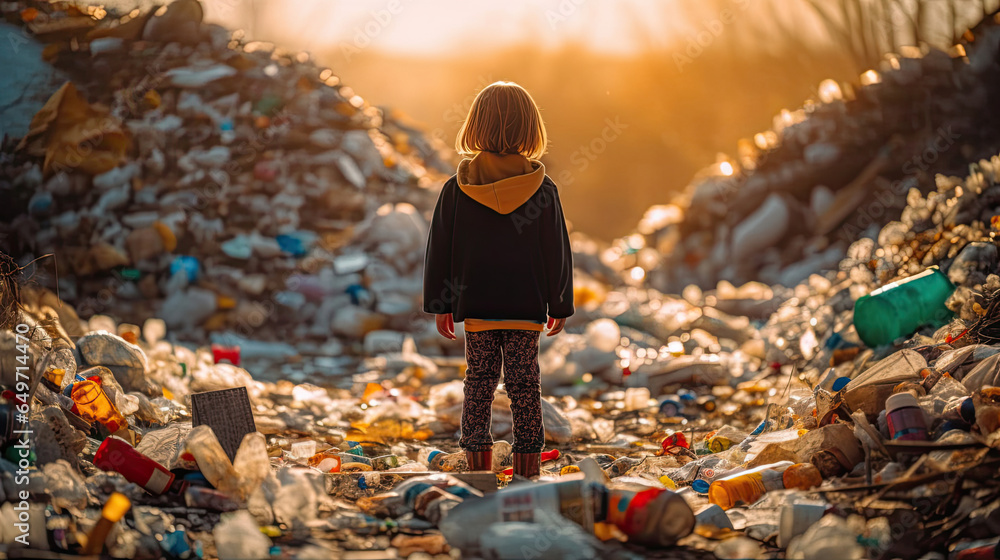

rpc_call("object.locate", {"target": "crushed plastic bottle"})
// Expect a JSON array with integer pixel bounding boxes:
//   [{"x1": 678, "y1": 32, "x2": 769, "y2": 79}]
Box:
[{"x1": 184, "y1": 425, "x2": 241, "y2": 498}]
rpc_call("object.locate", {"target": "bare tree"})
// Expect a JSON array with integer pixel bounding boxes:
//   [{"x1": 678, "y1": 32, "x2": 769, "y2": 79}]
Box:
[{"x1": 803, "y1": 0, "x2": 998, "y2": 73}]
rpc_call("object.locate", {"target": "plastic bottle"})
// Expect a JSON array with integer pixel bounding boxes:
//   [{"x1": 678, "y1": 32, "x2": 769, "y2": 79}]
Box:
[
  {"x1": 853, "y1": 266, "x2": 954, "y2": 347},
  {"x1": 477, "y1": 512, "x2": 603, "y2": 559},
  {"x1": 885, "y1": 392, "x2": 929, "y2": 441},
  {"x1": 82, "y1": 492, "x2": 131, "y2": 555},
  {"x1": 37, "y1": 338, "x2": 77, "y2": 391},
  {"x1": 708, "y1": 462, "x2": 822, "y2": 510},
  {"x1": 93, "y1": 436, "x2": 176, "y2": 495},
  {"x1": 670, "y1": 454, "x2": 734, "y2": 487},
  {"x1": 440, "y1": 477, "x2": 695, "y2": 552},
  {"x1": 184, "y1": 425, "x2": 241, "y2": 498},
  {"x1": 691, "y1": 467, "x2": 743, "y2": 494},
  {"x1": 71, "y1": 380, "x2": 127, "y2": 433}
]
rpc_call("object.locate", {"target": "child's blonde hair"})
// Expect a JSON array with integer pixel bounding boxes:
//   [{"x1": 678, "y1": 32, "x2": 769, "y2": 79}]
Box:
[{"x1": 456, "y1": 81, "x2": 548, "y2": 160}]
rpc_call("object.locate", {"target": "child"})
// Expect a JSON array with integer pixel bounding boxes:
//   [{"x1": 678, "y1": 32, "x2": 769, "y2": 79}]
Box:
[{"x1": 423, "y1": 81, "x2": 574, "y2": 478}]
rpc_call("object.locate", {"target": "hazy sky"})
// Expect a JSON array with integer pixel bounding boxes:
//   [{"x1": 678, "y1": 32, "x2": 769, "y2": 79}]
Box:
[
  {"x1": 81, "y1": 0, "x2": 993, "y2": 59},
  {"x1": 202, "y1": 0, "x2": 691, "y2": 54}
]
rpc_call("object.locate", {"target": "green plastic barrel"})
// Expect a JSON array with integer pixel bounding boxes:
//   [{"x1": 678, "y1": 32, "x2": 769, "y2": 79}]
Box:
[{"x1": 853, "y1": 266, "x2": 955, "y2": 347}]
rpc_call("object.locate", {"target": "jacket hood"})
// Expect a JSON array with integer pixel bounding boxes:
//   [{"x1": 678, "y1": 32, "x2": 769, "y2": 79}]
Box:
[{"x1": 456, "y1": 152, "x2": 545, "y2": 214}]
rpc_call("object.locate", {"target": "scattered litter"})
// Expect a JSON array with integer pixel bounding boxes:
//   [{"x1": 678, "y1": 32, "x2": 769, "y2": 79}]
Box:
[{"x1": 4, "y1": 1, "x2": 1000, "y2": 559}]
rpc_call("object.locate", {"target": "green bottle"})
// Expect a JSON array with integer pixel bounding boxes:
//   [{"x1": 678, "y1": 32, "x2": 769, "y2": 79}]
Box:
[{"x1": 853, "y1": 266, "x2": 955, "y2": 347}]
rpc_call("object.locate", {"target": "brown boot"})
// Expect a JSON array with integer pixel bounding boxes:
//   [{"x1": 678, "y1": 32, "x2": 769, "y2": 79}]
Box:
[
  {"x1": 513, "y1": 452, "x2": 540, "y2": 478},
  {"x1": 466, "y1": 450, "x2": 492, "y2": 471}
]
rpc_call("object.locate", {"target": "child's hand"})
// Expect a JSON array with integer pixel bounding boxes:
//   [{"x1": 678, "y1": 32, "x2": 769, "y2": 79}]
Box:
[
  {"x1": 436, "y1": 313, "x2": 456, "y2": 340},
  {"x1": 545, "y1": 317, "x2": 565, "y2": 336}
]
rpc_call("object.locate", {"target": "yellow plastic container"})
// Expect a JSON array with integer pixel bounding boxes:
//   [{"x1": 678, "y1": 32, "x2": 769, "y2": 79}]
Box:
[
  {"x1": 71, "y1": 380, "x2": 126, "y2": 432},
  {"x1": 708, "y1": 462, "x2": 821, "y2": 510}
]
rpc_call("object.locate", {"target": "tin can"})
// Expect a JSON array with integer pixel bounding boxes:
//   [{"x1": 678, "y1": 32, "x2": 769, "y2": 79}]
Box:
[{"x1": 885, "y1": 392, "x2": 929, "y2": 441}]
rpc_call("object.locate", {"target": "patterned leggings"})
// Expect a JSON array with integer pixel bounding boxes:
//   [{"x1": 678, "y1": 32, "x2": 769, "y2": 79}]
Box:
[{"x1": 460, "y1": 329, "x2": 544, "y2": 453}]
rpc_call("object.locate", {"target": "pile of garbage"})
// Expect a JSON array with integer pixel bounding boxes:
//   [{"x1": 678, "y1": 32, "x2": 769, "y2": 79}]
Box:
[
  {"x1": 615, "y1": 20, "x2": 1000, "y2": 294},
  {"x1": 5, "y1": 1, "x2": 1000, "y2": 560},
  {"x1": 0, "y1": 0, "x2": 454, "y2": 385}
]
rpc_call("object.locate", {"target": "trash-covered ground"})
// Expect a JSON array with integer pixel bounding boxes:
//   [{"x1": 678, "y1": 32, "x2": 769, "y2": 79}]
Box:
[{"x1": 4, "y1": 1, "x2": 1000, "y2": 559}]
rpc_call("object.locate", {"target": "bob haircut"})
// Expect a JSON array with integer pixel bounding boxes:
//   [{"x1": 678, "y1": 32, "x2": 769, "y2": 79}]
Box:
[{"x1": 455, "y1": 81, "x2": 548, "y2": 160}]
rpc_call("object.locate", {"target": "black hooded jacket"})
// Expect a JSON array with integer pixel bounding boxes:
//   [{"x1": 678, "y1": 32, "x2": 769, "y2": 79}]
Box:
[{"x1": 422, "y1": 155, "x2": 574, "y2": 323}]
